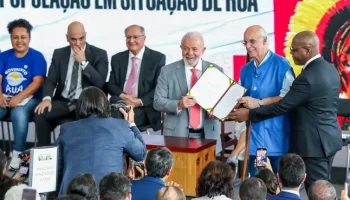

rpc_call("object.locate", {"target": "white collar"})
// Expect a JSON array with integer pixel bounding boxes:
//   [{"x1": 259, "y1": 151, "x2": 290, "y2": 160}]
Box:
[
  {"x1": 70, "y1": 44, "x2": 86, "y2": 57},
  {"x1": 129, "y1": 45, "x2": 145, "y2": 60},
  {"x1": 184, "y1": 58, "x2": 202, "y2": 71},
  {"x1": 254, "y1": 50, "x2": 271, "y2": 67},
  {"x1": 281, "y1": 189, "x2": 300, "y2": 196},
  {"x1": 304, "y1": 54, "x2": 321, "y2": 69}
]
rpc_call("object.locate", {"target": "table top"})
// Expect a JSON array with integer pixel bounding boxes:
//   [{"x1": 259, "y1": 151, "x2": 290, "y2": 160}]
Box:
[{"x1": 142, "y1": 134, "x2": 216, "y2": 153}]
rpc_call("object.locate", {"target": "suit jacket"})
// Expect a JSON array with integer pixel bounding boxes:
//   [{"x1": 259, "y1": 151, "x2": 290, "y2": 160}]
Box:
[
  {"x1": 56, "y1": 115, "x2": 146, "y2": 195},
  {"x1": 131, "y1": 176, "x2": 165, "y2": 200},
  {"x1": 43, "y1": 43, "x2": 109, "y2": 99},
  {"x1": 267, "y1": 191, "x2": 301, "y2": 200},
  {"x1": 108, "y1": 46, "x2": 166, "y2": 131},
  {"x1": 249, "y1": 57, "x2": 342, "y2": 158},
  {"x1": 154, "y1": 59, "x2": 222, "y2": 153}
]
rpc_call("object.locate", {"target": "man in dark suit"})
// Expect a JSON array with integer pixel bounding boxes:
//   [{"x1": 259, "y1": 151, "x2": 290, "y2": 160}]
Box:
[
  {"x1": 108, "y1": 24, "x2": 165, "y2": 132},
  {"x1": 229, "y1": 31, "x2": 343, "y2": 191},
  {"x1": 267, "y1": 154, "x2": 305, "y2": 200},
  {"x1": 34, "y1": 21, "x2": 108, "y2": 146}
]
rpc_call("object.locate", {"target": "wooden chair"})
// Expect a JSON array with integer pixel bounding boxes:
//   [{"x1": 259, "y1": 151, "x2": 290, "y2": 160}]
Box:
[{"x1": 219, "y1": 119, "x2": 238, "y2": 161}]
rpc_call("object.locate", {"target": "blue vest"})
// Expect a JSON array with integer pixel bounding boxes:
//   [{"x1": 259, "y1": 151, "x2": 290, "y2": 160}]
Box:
[{"x1": 240, "y1": 51, "x2": 293, "y2": 156}]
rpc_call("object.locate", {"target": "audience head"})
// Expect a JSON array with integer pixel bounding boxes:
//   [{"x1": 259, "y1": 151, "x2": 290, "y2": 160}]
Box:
[
  {"x1": 239, "y1": 177, "x2": 267, "y2": 200},
  {"x1": 76, "y1": 86, "x2": 110, "y2": 119},
  {"x1": 277, "y1": 153, "x2": 306, "y2": 189},
  {"x1": 4, "y1": 184, "x2": 40, "y2": 200},
  {"x1": 124, "y1": 25, "x2": 146, "y2": 55},
  {"x1": 145, "y1": 147, "x2": 174, "y2": 179},
  {"x1": 180, "y1": 31, "x2": 206, "y2": 67},
  {"x1": 155, "y1": 186, "x2": 186, "y2": 200},
  {"x1": 7, "y1": 19, "x2": 33, "y2": 55},
  {"x1": 0, "y1": 150, "x2": 18, "y2": 200},
  {"x1": 66, "y1": 21, "x2": 86, "y2": 50},
  {"x1": 99, "y1": 173, "x2": 131, "y2": 200},
  {"x1": 67, "y1": 173, "x2": 97, "y2": 200},
  {"x1": 57, "y1": 194, "x2": 87, "y2": 200},
  {"x1": 196, "y1": 160, "x2": 235, "y2": 198},
  {"x1": 243, "y1": 25, "x2": 269, "y2": 62},
  {"x1": 308, "y1": 180, "x2": 337, "y2": 200},
  {"x1": 291, "y1": 31, "x2": 320, "y2": 65},
  {"x1": 256, "y1": 168, "x2": 278, "y2": 196}
]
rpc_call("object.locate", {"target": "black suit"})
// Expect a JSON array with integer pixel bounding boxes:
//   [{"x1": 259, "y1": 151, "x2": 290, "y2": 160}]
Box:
[
  {"x1": 249, "y1": 57, "x2": 343, "y2": 190},
  {"x1": 108, "y1": 46, "x2": 165, "y2": 131},
  {"x1": 35, "y1": 43, "x2": 109, "y2": 146}
]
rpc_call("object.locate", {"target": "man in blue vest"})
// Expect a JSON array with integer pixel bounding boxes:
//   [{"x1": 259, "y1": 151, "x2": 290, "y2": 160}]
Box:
[{"x1": 238, "y1": 25, "x2": 295, "y2": 176}]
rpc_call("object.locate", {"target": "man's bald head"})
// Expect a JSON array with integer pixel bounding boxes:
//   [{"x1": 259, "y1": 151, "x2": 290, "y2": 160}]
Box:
[
  {"x1": 243, "y1": 25, "x2": 269, "y2": 65},
  {"x1": 308, "y1": 180, "x2": 336, "y2": 200},
  {"x1": 66, "y1": 21, "x2": 86, "y2": 50},
  {"x1": 155, "y1": 186, "x2": 185, "y2": 200},
  {"x1": 290, "y1": 31, "x2": 320, "y2": 65}
]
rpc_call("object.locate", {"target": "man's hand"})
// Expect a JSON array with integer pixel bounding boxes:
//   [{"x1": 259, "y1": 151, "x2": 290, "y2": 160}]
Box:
[
  {"x1": 120, "y1": 106, "x2": 135, "y2": 124},
  {"x1": 35, "y1": 99, "x2": 52, "y2": 114},
  {"x1": 178, "y1": 96, "x2": 196, "y2": 110},
  {"x1": 128, "y1": 98, "x2": 142, "y2": 108},
  {"x1": 8, "y1": 95, "x2": 23, "y2": 108},
  {"x1": 226, "y1": 108, "x2": 249, "y2": 122},
  {"x1": 73, "y1": 47, "x2": 86, "y2": 64},
  {"x1": 238, "y1": 97, "x2": 260, "y2": 109},
  {"x1": 0, "y1": 95, "x2": 7, "y2": 108},
  {"x1": 207, "y1": 111, "x2": 219, "y2": 120},
  {"x1": 341, "y1": 182, "x2": 350, "y2": 200}
]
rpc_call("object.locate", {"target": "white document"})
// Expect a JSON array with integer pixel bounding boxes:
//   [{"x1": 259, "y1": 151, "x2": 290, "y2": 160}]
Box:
[
  {"x1": 189, "y1": 65, "x2": 246, "y2": 120},
  {"x1": 29, "y1": 146, "x2": 58, "y2": 193}
]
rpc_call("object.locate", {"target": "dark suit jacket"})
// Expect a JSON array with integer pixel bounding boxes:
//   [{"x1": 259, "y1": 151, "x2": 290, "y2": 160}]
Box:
[
  {"x1": 131, "y1": 176, "x2": 165, "y2": 200},
  {"x1": 267, "y1": 191, "x2": 301, "y2": 200},
  {"x1": 43, "y1": 43, "x2": 108, "y2": 99},
  {"x1": 250, "y1": 57, "x2": 342, "y2": 158},
  {"x1": 56, "y1": 115, "x2": 146, "y2": 195},
  {"x1": 108, "y1": 46, "x2": 166, "y2": 131}
]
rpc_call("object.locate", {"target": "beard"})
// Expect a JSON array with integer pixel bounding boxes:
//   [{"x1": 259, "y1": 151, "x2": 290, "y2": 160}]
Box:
[{"x1": 183, "y1": 56, "x2": 200, "y2": 67}]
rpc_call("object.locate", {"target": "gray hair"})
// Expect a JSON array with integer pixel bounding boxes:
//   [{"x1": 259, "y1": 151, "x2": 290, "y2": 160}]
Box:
[
  {"x1": 181, "y1": 31, "x2": 205, "y2": 46},
  {"x1": 146, "y1": 147, "x2": 174, "y2": 178},
  {"x1": 124, "y1": 24, "x2": 145, "y2": 36},
  {"x1": 308, "y1": 180, "x2": 337, "y2": 200}
]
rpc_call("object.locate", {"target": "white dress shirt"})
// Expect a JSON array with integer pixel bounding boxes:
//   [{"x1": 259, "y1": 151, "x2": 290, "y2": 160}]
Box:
[
  {"x1": 303, "y1": 54, "x2": 321, "y2": 70},
  {"x1": 123, "y1": 46, "x2": 145, "y2": 96},
  {"x1": 281, "y1": 189, "x2": 300, "y2": 196},
  {"x1": 43, "y1": 45, "x2": 88, "y2": 101}
]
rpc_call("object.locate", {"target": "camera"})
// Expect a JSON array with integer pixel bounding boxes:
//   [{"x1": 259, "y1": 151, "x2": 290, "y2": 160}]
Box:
[{"x1": 111, "y1": 100, "x2": 130, "y2": 119}]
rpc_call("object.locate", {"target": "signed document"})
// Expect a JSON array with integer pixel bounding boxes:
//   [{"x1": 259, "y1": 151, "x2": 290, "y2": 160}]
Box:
[{"x1": 189, "y1": 65, "x2": 246, "y2": 120}]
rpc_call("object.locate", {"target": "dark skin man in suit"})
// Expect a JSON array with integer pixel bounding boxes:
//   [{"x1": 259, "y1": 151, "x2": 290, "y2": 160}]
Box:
[{"x1": 228, "y1": 31, "x2": 343, "y2": 192}]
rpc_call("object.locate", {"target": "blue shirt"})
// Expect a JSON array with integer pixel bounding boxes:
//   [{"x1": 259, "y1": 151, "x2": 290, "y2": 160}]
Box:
[
  {"x1": 0, "y1": 48, "x2": 47, "y2": 98},
  {"x1": 131, "y1": 176, "x2": 165, "y2": 200}
]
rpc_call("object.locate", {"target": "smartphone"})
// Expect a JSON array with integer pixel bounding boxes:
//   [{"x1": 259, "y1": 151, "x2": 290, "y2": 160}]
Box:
[
  {"x1": 256, "y1": 148, "x2": 267, "y2": 167},
  {"x1": 19, "y1": 166, "x2": 29, "y2": 175},
  {"x1": 21, "y1": 188, "x2": 37, "y2": 200}
]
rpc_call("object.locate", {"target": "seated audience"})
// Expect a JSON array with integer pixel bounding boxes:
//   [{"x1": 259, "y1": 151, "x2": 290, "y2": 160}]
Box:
[
  {"x1": 308, "y1": 180, "x2": 336, "y2": 200},
  {"x1": 267, "y1": 153, "x2": 306, "y2": 200},
  {"x1": 194, "y1": 160, "x2": 235, "y2": 200},
  {"x1": 4, "y1": 184, "x2": 40, "y2": 200},
  {"x1": 67, "y1": 174, "x2": 97, "y2": 200},
  {"x1": 0, "y1": 151, "x2": 18, "y2": 199},
  {"x1": 99, "y1": 172, "x2": 131, "y2": 200},
  {"x1": 256, "y1": 168, "x2": 279, "y2": 196},
  {"x1": 56, "y1": 86, "x2": 146, "y2": 195},
  {"x1": 57, "y1": 194, "x2": 86, "y2": 200},
  {"x1": 131, "y1": 147, "x2": 174, "y2": 200},
  {"x1": 155, "y1": 186, "x2": 186, "y2": 200},
  {"x1": 239, "y1": 177, "x2": 267, "y2": 200},
  {"x1": 0, "y1": 18, "x2": 47, "y2": 168}
]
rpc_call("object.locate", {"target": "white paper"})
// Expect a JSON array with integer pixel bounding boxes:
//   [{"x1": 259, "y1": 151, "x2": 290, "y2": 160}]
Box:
[{"x1": 29, "y1": 146, "x2": 58, "y2": 193}]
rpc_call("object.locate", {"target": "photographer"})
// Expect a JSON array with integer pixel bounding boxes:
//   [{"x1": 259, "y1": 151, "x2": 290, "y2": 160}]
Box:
[{"x1": 56, "y1": 86, "x2": 146, "y2": 196}]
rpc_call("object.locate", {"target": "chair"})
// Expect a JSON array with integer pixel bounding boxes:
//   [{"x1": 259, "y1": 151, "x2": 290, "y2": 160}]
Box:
[{"x1": 219, "y1": 119, "x2": 238, "y2": 161}]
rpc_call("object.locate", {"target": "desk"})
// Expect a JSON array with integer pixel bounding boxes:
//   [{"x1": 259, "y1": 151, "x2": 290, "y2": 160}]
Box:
[{"x1": 142, "y1": 134, "x2": 216, "y2": 197}]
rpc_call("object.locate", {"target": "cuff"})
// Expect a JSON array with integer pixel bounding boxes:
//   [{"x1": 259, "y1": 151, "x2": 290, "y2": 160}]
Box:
[
  {"x1": 139, "y1": 99, "x2": 143, "y2": 106},
  {"x1": 130, "y1": 123, "x2": 136, "y2": 127},
  {"x1": 43, "y1": 96, "x2": 52, "y2": 102},
  {"x1": 81, "y1": 61, "x2": 89, "y2": 70}
]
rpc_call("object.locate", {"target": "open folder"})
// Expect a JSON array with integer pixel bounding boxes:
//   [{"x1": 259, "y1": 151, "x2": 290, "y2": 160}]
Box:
[{"x1": 189, "y1": 65, "x2": 246, "y2": 120}]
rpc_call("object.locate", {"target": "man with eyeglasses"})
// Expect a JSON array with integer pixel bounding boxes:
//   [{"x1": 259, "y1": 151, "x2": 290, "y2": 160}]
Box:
[
  {"x1": 227, "y1": 25, "x2": 295, "y2": 177},
  {"x1": 108, "y1": 24, "x2": 166, "y2": 133},
  {"x1": 34, "y1": 21, "x2": 108, "y2": 146},
  {"x1": 229, "y1": 31, "x2": 342, "y2": 192}
]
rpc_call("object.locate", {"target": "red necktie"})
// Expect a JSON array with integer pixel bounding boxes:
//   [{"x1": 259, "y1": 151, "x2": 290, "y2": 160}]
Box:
[
  {"x1": 190, "y1": 68, "x2": 200, "y2": 129},
  {"x1": 124, "y1": 57, "x2": 138, "y2": 95}
]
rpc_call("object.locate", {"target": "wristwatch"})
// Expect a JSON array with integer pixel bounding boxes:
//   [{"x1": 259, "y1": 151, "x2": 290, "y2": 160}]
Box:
[{"x1": 258, "y1": 99, "x2": 264, "y2": 107}]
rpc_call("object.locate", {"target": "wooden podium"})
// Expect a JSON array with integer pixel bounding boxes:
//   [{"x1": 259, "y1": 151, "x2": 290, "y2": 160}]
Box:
[{"x1": 142, "y1": 134, "x2": 216, "y2": 197}]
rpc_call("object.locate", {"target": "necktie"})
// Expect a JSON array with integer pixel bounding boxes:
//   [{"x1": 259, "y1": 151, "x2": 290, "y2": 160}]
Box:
[
  {"x1": 125, "y1": 57, "x2": 138, "y2": 95},
  {"x1": 190, "y1": 68, "x2": 200, "y2": 129},
  {"x1": 67, "y1": 61, "x2": 79, "y2": 100}
]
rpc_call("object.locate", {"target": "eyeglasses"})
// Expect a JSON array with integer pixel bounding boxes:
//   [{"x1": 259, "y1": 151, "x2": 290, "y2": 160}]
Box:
[
  {"x1": 125, "y1": 35, "x2": 145, "y2": 40},
  {"x1": 242, "y1": 37, "x2": 265, "y2": 47}
]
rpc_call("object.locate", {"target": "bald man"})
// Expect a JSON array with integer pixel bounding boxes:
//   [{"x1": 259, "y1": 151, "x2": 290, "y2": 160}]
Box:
[
  {"x1": 230, "y1": 31, "x2": 342, "y2": 191},
  {"x1": 228, "y1": 25, "x2": 295, "y2": 176},
  {"x1": 155, "y1": 186, "x2": 186, "y2": 200},
  {"x1": 34, "y1": 21, "x2": 108, "y2": 146}
]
